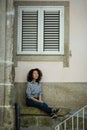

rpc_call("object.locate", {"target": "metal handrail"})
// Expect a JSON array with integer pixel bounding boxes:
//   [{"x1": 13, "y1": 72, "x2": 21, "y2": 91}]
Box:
[{"x1": 55, "y1": 105, "x2": 87, "y2": 130}]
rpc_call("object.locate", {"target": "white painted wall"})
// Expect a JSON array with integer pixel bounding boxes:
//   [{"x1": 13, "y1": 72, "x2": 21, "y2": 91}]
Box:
[{"x1": 15, "y1": 0, "x2": 87, "y2": 83}]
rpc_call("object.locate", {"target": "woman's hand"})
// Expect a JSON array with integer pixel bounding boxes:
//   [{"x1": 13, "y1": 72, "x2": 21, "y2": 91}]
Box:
[
  {"x1": 31, "y1": 96, "x2": 43, "y2": 103},
  {"x1": 39, "y1": 99, "x2": 43, "y2": 103},
  {"x1": 39, "y1": 96, "x2": 44, "y2": 103}
]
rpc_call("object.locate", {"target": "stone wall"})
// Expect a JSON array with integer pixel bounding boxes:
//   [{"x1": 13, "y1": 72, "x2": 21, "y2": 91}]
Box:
[
  {"x1": 15, "y1": 82, "x2": 87, "y2": 110},
  {"x1": 0, "y1": 0, "x2": 15, "y2": 130}
]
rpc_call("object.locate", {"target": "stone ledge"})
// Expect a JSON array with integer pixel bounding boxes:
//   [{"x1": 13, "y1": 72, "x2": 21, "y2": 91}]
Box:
[
  {"x1": 20, "y1": 106, "x2": 47, "y2": 116},
  {"x1": 20, "y1": 106, "x2": 70, "y2": 116}
]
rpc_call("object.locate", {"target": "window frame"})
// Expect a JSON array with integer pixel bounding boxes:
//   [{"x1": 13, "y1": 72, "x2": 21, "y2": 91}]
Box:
[{"x1": 14, "y1": 1, "x2": 69, "y2": 67}]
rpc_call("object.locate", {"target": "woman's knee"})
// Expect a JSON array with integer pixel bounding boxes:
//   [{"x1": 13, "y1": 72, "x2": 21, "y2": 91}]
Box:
[{"x1": 39, "y1": 102, "x2": 48, "y2": 109}]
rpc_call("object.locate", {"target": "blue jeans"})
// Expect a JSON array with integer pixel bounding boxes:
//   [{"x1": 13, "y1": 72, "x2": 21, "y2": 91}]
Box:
[{"x1": 26, "y1": 98, "x2": 52, "y2": 116}]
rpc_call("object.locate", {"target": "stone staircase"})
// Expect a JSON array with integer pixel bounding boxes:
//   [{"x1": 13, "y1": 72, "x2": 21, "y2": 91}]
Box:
[
  {"x1": 15, "y1": 104, "x2": 87, "y2": 130},
  {"x1": 19, "y1": 106, "x2": 70, "y2": 130}
]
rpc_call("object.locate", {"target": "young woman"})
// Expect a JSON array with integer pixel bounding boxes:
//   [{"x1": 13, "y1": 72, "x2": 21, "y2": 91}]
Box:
[{"x1": 26, "y1": 68, "x2": 59, "y2": 119}]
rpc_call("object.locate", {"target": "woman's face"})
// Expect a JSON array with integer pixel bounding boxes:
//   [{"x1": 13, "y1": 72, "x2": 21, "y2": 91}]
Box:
[{"x1": 32, "y1": 70, "x2": 39, "y2": 81}]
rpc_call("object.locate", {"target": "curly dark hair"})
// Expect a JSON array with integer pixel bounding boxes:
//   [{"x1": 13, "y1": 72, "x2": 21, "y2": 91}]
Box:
[{"x1": 27, "y1": 68, "x2": 42, "y2": 83}]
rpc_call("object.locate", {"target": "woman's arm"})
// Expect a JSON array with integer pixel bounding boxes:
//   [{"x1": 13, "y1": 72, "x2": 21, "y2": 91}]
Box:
[
  {"x1": 26, "y1": 82, "x2": 32, "y2": 99},
  {"x1": 38, "y1": 84, "x2": 43, "y2": 103}
]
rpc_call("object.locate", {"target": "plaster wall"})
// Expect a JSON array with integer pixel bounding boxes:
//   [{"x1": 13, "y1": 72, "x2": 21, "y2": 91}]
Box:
[{"x1": 15, "y1": 0, "x2": 87, "y2": 83}]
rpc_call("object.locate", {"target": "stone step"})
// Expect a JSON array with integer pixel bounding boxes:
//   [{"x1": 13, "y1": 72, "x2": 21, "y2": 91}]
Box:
[
  {"x1": 20, "y1": 115, "x2": 63, "y2": 128},
  {"x1": 20, "y1": 106, "x2": 70, "y2": 116},
  {"x1": 20, "y1": 106, "x2": 87, "y2": 130},
  {"x1": 20, "y1": 126, "x2": 54, "y2": 130},
  {"x1": 20, "y1": 107, "x2": 70, "y2": 127}
]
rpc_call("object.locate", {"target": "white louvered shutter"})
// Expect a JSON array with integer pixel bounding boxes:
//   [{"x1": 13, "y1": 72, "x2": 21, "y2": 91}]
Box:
[
  {"x1": 22, "y1": 11, "x2": 38, "y2": 52},
  {"x1": 44, "y1": 11, "x2": 60, "y2": 52},
  {"x1": 42, "y1": 7, "x2": 64, "y2": 54},
  {"x1": 17, "y1": 6, "x2": 64, "y2": 55}
]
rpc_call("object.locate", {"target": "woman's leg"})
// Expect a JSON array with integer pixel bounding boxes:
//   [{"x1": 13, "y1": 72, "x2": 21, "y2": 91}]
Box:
[
  {"x1": 26, "y1": 98, "x2": 52, "y2": 115},
  {"x1": 38, "y1": 102, "x2": 52, "y2": 115}
]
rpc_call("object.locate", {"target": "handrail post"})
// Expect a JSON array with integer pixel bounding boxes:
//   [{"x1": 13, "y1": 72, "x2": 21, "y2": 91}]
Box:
[
  {"x1": 15, "y1": 103, "x2": 20, "y2": 130},
  {"x1": 77, "y1": 113, "x2": 79, "y2": 130},
  {"x1": 64, "y1": 121, "x2": 66, "y2": 130},
  {"x1": 83, "y1": 108, "x2": 85, "y2": 130},
  {"x1": 72, "y1": 116, "x2": 74, "y2": 130}
]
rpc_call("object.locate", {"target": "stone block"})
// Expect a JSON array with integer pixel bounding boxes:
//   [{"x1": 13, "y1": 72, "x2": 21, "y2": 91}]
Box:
[
  {"x1": 4, "y1": 85, "x2": 12, "y2": 106},
  {"x1": 0, "y1": 64, "x2": 4, "y2": 83},
  {"x1": 4, "y1": 107, "x2": 15, "y2": 130},
  {"x1": 20, "y1": 116, "x2": 54, "y2": 128},
  {"x1": 38, "y1": 117, "x2": 53, "y2": 127},
  {"x1": 0, "y1": 127, "x2": 5, "y2": 130},
  {"x1": 0, "y1": 108, "x2": 4, "y2": 126},
  {"x1": 0, "y1": 85, "x2": 4, "y2": 105},
  {"x1": 20, "y1": 116, "x2": 37, "y2": 127}
]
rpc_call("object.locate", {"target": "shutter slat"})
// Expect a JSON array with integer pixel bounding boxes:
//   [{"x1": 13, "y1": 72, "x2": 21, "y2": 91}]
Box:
[
  {"x1": 44, "y1": 11, "x2": 60, "y2": 52},
  {"x1": 22, "y1": 11, "x2": 38, "y2": 51}
]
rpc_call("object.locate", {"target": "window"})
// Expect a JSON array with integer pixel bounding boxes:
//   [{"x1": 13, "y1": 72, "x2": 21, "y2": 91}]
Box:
[
  {"x1": 14, "y1": 1, "x2": 69, "y2": 66},
  {"x1": 17, "y1": 6, "x2": 64, "y2": 55}
]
